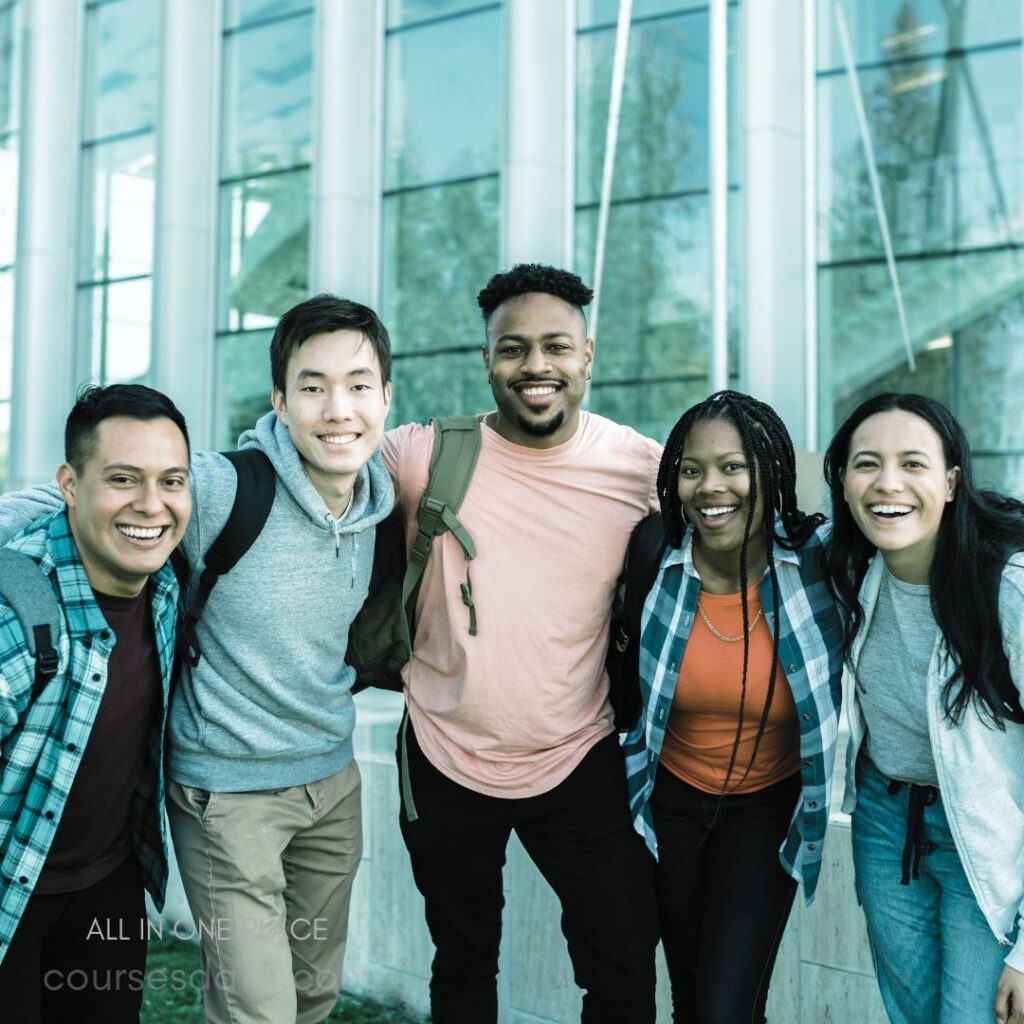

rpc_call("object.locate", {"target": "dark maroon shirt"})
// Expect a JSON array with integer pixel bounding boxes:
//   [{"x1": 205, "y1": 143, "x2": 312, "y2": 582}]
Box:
[{"x1": 35, "y1": 587, "x2": 162, "y2": 894}]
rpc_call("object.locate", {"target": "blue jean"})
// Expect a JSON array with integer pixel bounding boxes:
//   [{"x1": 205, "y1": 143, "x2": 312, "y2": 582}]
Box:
[{"x1": 852, "y1": 754, "x2": 1010, "y2": 1024}]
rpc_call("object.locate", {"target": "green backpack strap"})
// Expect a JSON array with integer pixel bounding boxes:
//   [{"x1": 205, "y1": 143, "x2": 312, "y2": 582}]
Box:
[{"x1": 403, "y1": 415, "x2": 482, "y2": 636}]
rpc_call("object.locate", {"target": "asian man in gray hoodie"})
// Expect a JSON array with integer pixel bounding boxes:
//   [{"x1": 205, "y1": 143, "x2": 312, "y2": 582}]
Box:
[{"x1": 0, "y1": 295, "x2": 394, "y2": 1024}]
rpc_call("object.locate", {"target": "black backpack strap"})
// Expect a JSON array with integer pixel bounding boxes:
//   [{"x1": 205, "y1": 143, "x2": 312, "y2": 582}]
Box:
[
  {"x1": 178, "y1": 449, "x2": 276, "y2": 667},
  {"x1": 403, "y1": 416, "x2": 482, "y2": 636},
  {"x1": 623, "y1": 513, "x2": 668, "y2": 637},
  {"x1": 0, "y1": 548, "x2": 61, "y2": 700}
]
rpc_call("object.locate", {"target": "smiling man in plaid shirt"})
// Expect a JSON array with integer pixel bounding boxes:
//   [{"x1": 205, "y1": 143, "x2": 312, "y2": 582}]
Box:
[{"x1": 0, "y1": 384, "x2": 191, "y2": 1023}]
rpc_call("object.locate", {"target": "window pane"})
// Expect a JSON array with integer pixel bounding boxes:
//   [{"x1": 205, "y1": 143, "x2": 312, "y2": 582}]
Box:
[
  {"x1": 79, "y1": 277, "x2": 153, "y2": 384},
  {"x1": 589, "y1": 378, "x2": 709, "y2": 444},
  {"x1": 79, "y1": 134, "x2": 156, "y2": 282},
  {"x1": 0, "y1": 268, "x2": 11, "y2": 399},
  {"x1": 224, "y1": 0, "x2": 311, "y2": 31},
  {"x1": 818, "y1": 48, "x2": 1024, "y2": 264},
  {"x1": 0, "y1": 134, "x2": 16, "y2": 266},
  {"x1": 384, "y1": 7, "x2": 500, "y2": 189},
  {"x1": 221, "y1": 12, "x2": 313, "y2": 178},
  {"x1": 215, "y1": 329, "x2": 273, "y2": 448},
  {"x1": 575, "y1": 194, "x2": 741, "y2": 384},
  {"x1": 819, "y1": 249, "x2": 1024, "y2": 494},
  {"x1": 82, "y1": 0, "x2": 159, "y2": 142},
  {"x1": 218, "y1": 169, "x2": 310, "y2": 332},
  {"x1": 0, "y1": 0, "x2": 22, "y2": 137},
  {"x1": 389, "y1": 350, "x2": 494, "y2": 427},
  {"x1": 817, "y1": 0, "x2": 1024, "y2": 73},
  {"x1": 387, "y1": 0, "x2": 495, "y2": 31},
  {"x1": 577, "y1": 0, "x2": 708, "y2": 32},
  {"x1": 382, "y1": 177, "x2": 499, "y2": 353},
  {"x1": 0, "y1": 400, "x2": 9, "y2": 494}
]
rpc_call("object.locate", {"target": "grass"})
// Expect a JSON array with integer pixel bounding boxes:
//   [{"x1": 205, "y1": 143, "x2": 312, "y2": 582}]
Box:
[{"x1": 141, "y1": 937, "x2": 421, "y2": 1023}]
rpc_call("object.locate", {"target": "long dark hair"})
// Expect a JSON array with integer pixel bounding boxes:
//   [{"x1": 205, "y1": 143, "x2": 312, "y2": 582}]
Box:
[
  {"x1": 658, "y1": 391, "x2": 825, "y2": 787},
  {"x1": 822, "y1": 392, "x2": 1024, "y2": 727}
]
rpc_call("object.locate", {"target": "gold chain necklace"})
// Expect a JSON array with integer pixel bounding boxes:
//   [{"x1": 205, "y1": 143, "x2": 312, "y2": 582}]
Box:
[{"x1": 697, "y1": 602, "x2": 763, "y2": 643}]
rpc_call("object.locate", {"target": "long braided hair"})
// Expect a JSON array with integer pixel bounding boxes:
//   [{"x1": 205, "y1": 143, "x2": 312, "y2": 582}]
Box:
[{"x1": 657, "y1": 391, "x2": 824, "y2": 789}]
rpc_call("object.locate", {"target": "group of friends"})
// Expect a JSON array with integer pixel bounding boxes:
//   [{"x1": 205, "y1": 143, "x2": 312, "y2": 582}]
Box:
[{"x1": 0, "y1": 262, "x2": 1021, "y2": 1024}]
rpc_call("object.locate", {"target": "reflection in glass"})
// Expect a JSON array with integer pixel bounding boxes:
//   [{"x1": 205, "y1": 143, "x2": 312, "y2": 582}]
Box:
[
  {"x1": 577, "y1": 0, "x2": 708, "y2": 32},
  {"x1": 818, "y1": 48, "x2": 1023, "y2": 263},
  {"x1": 219, "y1": 169, "x2": 310, "y2": 332},
  {"x1": 382, "y1": 177, "x2": 499, "y2": 354},
  {"x1": 0, "y1": 268, "x2": 11, "y2": 398},
  {"x1": 0, "y1": 0, "x2": 22, "y2": 137},
  {"x1": 215, "y1": 328, "x2": 273, "y2": 448},
  {"x1": 79, "y1": 135, "x2": 156, "y2": 282},
  {"x1": 389, "y1": 349, "x2": 494, "y2": 428},
  {"x1": 387, "y1": 0, "x2": 496, "y2": 30},
  {"x1": 224, "y1": 0, "x2": 311, "y2": 31},
  {"x1": 384, "y1": 7, "x2": 500, "y2": 189},
  {"x1": 575, "y1": 194, "x2": 740, "y2": 383},
  {"x1": 0, "y1": 400, "x2": 9, "y2": 494},
  {"x1": 817, "y1": 0, "x2": 1024, "y2": 74},
  {"x1": 80, "y1": 277, "x2": 153, "y2": 385},
  {"x1": 577, "y1": 10, "x2": 732, "y2": 206},
  {"x1": 221, "y1": 12, "x2": 313, "y2": 178},
  {"x1": 82, "y1": 0, "x2": 159, "y2": 142},
  {"x1": 0, "y1": 136, "x2": 17, "y2": 267}
]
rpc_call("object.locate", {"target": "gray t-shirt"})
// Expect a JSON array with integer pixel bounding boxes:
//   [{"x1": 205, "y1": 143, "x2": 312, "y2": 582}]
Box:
[{"x1": 858, "y1": 567, "x2": 940, "y2": 786}]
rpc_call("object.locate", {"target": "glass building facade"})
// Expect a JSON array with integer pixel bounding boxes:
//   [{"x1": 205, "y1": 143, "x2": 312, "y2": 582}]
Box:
[{"x1": 3, "y1": 0, "x2": 1022, "y2": 500}]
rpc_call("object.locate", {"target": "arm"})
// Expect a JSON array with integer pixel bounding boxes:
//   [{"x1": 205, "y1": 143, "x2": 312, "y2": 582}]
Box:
[
  {"x1": 995, "y1": 965, "x2": 1024, "y2": 1024},
  {"x1": 0, "y1": 482, "x2": 64, "y2": 544}
]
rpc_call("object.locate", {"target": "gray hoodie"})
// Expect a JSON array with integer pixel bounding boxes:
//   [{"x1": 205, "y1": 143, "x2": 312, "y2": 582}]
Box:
[{"x1": 0, "y1": 412, "x2": 394, "y2": 792}]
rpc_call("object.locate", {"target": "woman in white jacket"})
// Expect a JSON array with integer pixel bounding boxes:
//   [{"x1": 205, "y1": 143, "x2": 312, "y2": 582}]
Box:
[{"x1": 822, "y1": 392, "x2": 1024, "y2": 1024}]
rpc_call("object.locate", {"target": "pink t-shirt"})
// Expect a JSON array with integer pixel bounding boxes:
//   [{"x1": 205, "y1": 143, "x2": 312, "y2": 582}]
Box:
[{"x1": 381, "y1": 413, "x2": 661, "y2": 798}]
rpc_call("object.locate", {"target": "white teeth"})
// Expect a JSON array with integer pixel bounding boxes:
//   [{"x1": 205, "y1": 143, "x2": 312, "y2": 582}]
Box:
[
  {"x1": 870, "y1": 504, "x2": 912, "y2": 515},
  {"x1": 118, "y1": 525, "x2": 163, "y2": 540},
  {"x1": 700, "y1": 506, "x2": 737, "y2": 517},
  {"x1": 322, "y1": 433, "x2": 358, "y2": 445},
  {"x1": 520, "y1": 385, "x2": 556, "y2": 396}
]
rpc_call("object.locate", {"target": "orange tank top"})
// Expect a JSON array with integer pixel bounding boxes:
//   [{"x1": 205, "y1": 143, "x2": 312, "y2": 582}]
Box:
[{"x1": 659, "y1": 582, "x2": 800, "y2": 794}]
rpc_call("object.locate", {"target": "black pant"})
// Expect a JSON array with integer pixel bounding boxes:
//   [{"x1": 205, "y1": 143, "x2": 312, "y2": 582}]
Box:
[
  {"x1": 398, "y1": 723, "x2": 658, "y2": 1024},
  {"x1": 651, "y1": 766, "x2": 800, "y2": 1024},
  {"x1": 0, "y1": 856, "x2": 148, "y2": 1024}
]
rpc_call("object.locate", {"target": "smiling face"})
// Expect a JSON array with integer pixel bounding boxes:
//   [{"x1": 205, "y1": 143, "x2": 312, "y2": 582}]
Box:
[
  {"x1": 677, "y1": 416, "x2": 766, "y2": 567},
  {"x1": 271, "y1": 328, "x2": 391, "y2": 515},
  {"x1": 482, "y1": 292, "x2": 594, "y2": 449},
  {"x1": 57, "y1": 416, "x2": 191, "y2": 597},
  {"x1": 841, "y1": 409, "x2": 959, "y2": 583}
]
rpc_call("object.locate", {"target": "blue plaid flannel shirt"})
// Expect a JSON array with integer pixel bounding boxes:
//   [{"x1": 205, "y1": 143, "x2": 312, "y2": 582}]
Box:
[
  {"x1": 622, "y1": 520, "x2": 843, "y2": 903},
  {"x1": 0, "y1": 511, "x2": 178, "y2": 963}
]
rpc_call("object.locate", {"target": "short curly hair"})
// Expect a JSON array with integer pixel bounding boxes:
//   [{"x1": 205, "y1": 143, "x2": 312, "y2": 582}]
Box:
[{"x1": 476, "y1": 264, "x2": 593, "y2": 324}]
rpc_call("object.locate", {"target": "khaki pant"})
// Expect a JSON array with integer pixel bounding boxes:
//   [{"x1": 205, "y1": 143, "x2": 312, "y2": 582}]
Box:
[{"x1": 166, "y1": 762, "x2": 362, "y2": 1024}]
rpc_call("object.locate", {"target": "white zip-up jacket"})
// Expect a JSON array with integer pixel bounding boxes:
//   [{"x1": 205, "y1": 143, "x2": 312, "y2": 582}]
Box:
[{"x1": 843, "y1": 554, "x2": 1024, "y2": 970}]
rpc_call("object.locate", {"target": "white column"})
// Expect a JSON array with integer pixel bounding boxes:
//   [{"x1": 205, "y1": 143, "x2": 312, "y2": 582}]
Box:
[
  {"x1": 150, "y1": 0, "x2": 221, "y2": 448},
  {"x1": 709, "y1": 0, "x2": 728, "y2": 392},
  {"x1": 502, "y1": 0, "x2": 573, "y2": 269},
  {"x1": 741, "y1": 0, "x2": 810, "y2": 448},
  {"x1": 8, "y1": 0, "x2": 83, "y2": 487},
  {"x1": 311, "y1": 0, "x2": 384, "y2": 306}
]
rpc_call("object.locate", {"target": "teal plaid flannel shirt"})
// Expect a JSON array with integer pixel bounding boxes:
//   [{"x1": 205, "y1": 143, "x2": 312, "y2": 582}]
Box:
[
  {"x1": 0, "y1": 511, "x2": 178, "y2": 963},
  {"x1": 622, "y1": 520, "x2": 843, "y2": 903}
]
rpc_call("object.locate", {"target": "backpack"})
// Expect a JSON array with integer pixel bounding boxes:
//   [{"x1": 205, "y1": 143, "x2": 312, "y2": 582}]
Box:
[
  {"x1": 0, "y1": 547, "x2": 62, "y2": 701},
  {"x1": 605, "y1": 513, "x2": 667, "y2": 731},
  {"x1": 174, "y1": 418, "x2": 482, "y2": 692}
]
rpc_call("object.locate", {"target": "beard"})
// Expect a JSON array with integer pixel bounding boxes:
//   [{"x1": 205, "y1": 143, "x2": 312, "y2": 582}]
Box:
[{"x1": 516, "y1": 410, "x2": 565, "y2": 437}]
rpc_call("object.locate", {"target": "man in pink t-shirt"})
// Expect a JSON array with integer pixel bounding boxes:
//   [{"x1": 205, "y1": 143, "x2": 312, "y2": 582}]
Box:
[{"x1": 381, "y1": 264, "x2": 661, "y2": 1022}]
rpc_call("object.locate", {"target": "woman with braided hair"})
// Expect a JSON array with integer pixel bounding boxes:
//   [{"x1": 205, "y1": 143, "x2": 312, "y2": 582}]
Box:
[
  {"x1": 622, "y1": 390, "x2": 843, "y2": 1022},
  {"x1": 823, "y1": 393, "x2": 1024, "y2": 1024}
]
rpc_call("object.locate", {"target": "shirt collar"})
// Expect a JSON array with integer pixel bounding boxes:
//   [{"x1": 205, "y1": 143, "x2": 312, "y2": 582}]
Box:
[{"x1": 664, "y1": 514, "x2": 802, "y2": 581}]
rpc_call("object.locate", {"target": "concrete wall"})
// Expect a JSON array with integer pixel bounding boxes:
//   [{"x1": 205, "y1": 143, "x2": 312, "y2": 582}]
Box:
[{"x1": 346, "y1": 691, "x2": 887, "y2": 1023}]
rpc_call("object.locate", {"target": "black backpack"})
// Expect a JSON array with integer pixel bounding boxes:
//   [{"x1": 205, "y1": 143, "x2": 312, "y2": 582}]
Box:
[
  {"x1": 605, "y1": 513, "x2": 667, "y2": 731},
  {"x1": 175, "y1": 419, "x2": 483, "y2": 692}
]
